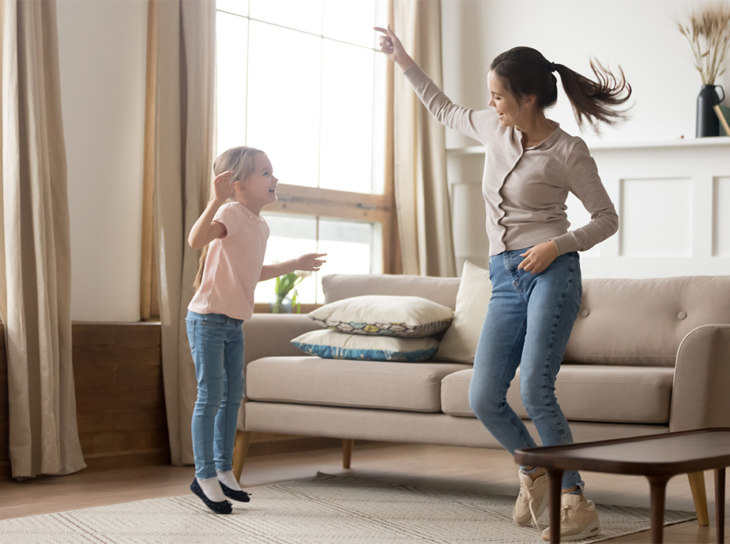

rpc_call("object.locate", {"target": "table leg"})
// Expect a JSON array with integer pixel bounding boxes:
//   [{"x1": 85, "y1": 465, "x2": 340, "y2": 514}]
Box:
[
  {"x1": 547, "y1": 469, "x2": 564, "y2": 544},
  {"x1": 716, "y1": 468, "x2": 726, "y2": 544},
  {"x1": 647, "y1": 475, "x2": 670, "y2": 544}
]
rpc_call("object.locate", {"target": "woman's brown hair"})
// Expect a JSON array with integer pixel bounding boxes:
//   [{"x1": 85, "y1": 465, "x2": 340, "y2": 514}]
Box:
[
  {"x1": 490, "y1": 47, "x2": 632, "y2": 131},
  {"x1": 193, "y1": 146, "x2": 264, "y2": 290}
]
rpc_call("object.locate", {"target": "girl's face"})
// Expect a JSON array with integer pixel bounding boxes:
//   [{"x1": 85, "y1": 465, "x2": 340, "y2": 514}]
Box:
[
  {"x1": 487, "y1": 71, "x2": 523, "y2": 128},
  {"x1": 235, "y1": 153, "x2": 278, "y2": 209}
]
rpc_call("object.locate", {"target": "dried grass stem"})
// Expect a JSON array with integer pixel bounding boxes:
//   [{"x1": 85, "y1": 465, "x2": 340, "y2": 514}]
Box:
[{"x1": 677, "y1": 2, "x2": 730, "y2": 84}]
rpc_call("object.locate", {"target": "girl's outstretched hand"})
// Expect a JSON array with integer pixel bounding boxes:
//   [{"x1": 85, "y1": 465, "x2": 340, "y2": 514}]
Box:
[
  {"x1": 213, "y1": 170, "x2": 235, "y2": 203},
  {"x1": 374, "y1": 25, "x2": 413, "y2": 70},
  {"x1": 518, "y1": 241, "x2": 559, "y2": 275},
  {"x1": 296, "y1": 253, "x2": 327, "y2": 272}
]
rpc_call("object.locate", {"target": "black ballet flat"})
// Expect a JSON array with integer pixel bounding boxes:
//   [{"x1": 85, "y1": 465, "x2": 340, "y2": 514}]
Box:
[
  {"x1": 220, "y1": 482, "x2": 251, "y2": 502},
  {"x1": 190, "y1": 478, "x2": 232, "y2": 514}
]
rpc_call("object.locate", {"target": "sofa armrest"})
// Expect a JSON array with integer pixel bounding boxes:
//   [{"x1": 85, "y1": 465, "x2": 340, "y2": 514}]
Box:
[
  {"x1": 669, "y1": 324, "x2": 730, "y2": 432},
  {"x1": 242, "y1": 313, "x2": 320, "y2": 365}
]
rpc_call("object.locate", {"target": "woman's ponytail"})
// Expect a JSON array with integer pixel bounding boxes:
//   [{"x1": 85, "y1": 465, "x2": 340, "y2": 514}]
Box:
[
  {"x1": 553, "y1": 59, "x2": 632, "y2": 131},
  {"x1": 490, "y1": 47, "x2": 632, "y2": 132},
  {"x1": 193, "y1": 146, "x2": 264, "y2": 291}
]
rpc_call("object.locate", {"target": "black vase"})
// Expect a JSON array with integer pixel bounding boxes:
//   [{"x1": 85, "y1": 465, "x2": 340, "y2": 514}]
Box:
[{"x1": 696, "y1": 84, "x2": 725, "y2": 137}]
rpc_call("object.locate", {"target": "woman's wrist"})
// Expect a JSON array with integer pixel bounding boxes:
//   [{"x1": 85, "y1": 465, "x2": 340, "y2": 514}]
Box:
[{"x1": 395, "y1": 54, "x2": 415, "y2": 72}]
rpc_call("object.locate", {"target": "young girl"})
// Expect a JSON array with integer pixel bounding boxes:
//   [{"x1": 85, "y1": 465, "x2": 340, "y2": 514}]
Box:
[
  {"x1": 376, "y1": 26, "x2": 629, "y2": 541},
  {"x1": 186, "y1": 146, "x2": 325, "y2": 514}
]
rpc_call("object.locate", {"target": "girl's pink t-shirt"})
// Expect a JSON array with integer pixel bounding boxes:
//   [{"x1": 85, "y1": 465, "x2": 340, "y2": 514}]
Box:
[{"x1": 188, "y1": 202, "x2": 269, "y2": 320}]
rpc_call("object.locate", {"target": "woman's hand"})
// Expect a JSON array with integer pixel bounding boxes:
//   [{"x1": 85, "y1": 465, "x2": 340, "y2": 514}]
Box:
[
  {"x1": 374, "y1": 25, "x2": 414, "y2": 71},
  {"x1": 518, "y1": 241, "x2": 559, "y2": 275},
  {"x1": 213, "y1": 170, "x2": 235, "y2": 203},
  {"x1": 296, "y1": 253, "x2": 327, "y2": 272}
]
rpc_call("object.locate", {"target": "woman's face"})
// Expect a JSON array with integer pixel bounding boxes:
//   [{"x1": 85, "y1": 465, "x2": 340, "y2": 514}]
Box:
[{"x1": 487, "y1": 70, "x2": 522, "y2": 128}]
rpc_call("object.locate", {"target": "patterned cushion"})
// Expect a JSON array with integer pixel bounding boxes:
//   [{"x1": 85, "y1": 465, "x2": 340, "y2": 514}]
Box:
[
  {"x1": 291, "y1": 330, "x2": 439, "y2": 362},
  {"x1": 308, "y1": 295, "x2": 454, "y2": 338}
]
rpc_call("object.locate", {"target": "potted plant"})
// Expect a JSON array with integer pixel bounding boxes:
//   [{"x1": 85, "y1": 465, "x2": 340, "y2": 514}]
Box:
[
  {"x1": 270, "y1": 271, "x2": 312, "y2": 314},
  {"x1": 677, "y1": 3, "x2": 730, "y2": 137}
]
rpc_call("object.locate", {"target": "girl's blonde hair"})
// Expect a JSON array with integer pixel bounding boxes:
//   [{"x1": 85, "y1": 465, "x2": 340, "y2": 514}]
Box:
[{"x1": 193, "y1": 146, "x2": 264, "y2": 290}]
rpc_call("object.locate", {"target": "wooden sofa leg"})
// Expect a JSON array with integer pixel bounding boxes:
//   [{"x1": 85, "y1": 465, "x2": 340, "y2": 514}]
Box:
[
  {"x1": 233, "y1": 431, "x2": 251, "y2": 482},
  {"x1": 343, "y1": 439, "x2": 354, "y2": 469},
  {"x1": 688, "y1": 471, "x2": 710, "y2": 526}
]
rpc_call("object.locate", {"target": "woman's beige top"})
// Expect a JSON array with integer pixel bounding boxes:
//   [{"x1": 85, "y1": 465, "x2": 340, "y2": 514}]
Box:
[{"x1": 403, "y1": 63, "x2": 619, "y2": 257}]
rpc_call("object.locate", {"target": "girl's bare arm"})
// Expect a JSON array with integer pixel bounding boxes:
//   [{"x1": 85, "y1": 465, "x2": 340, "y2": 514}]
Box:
[
  {"x1": 259, "y1": 253, "x2": 327, "y2": 282},
  {"x1": 188, "y1": 171, "x2": 234, "y2": 249}
]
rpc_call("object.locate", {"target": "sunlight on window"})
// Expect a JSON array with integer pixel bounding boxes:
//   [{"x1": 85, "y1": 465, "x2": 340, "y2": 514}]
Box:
[
  {"x1": 247, "y1": 21, "x2": 321, "y2": 188},
  {"x1": 216, "y1": 0, "x2": 247, "y2": 17},
  {"x1": 255, "y1": 214, "x2": 318, "y2": 306},
  {"x1": 249, "y1": 0, "x2": 323, "y2": 35},
  {"x1": 216, "y1": 12, "x2": 248, "y2": 156},
  {"x1": 322, "y1": 0, "x2": 377, "y2": 48},
  {"x1": 315, "y1": 219, "x2": 382, "y2": 303},
  {"x1": 319, "y1": 41, "x2": 375, "y2": 194},
  {"x1": 216, "y1": 1, "x2": 389, "y2": 307},
  {"x1": 256, "y1": 214, "x2": 383, "y2": 305}
]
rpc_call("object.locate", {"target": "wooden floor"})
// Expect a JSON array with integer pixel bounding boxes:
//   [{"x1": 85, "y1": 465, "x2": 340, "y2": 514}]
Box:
[{"x1": 0, "y1": 442, "x2": 728, "y2": 543}]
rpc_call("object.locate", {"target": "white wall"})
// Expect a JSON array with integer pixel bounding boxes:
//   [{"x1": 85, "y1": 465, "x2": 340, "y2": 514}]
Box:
[
  {"x1": 57, "y1": 0, "x2": 147, "y2": 321},
  {"x1": 441, "y1": 0, "x2": 730, "y2": 148}
]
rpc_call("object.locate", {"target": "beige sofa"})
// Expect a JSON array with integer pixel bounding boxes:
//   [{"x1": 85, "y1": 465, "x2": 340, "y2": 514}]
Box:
[{"x1": 234, "y1": 273, "x2": 730, "y2": 522}]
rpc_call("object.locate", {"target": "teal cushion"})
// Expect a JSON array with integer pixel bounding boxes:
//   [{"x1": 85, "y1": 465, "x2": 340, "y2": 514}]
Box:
[{"x1": 291, "y1": 330, "x2": 439, "y2": 362}]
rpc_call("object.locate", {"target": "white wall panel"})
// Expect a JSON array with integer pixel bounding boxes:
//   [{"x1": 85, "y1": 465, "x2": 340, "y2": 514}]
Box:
[
  {"x1": 716, "y1": 177, "x2": 730, "y2": 257},
  {"x1": 620, "y1": 178, "x2": 692, "y2": 257}
]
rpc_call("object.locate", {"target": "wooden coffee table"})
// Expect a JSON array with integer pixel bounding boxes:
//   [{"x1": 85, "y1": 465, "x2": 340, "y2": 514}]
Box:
[{"x1": 514, "y1": 428, "x2": 730, "y2": 543}]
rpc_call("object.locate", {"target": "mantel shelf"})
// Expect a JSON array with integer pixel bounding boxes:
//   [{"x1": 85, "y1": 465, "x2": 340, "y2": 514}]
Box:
[{"x1": 446, "y1": 136, "x2": 730, "y2": 155}]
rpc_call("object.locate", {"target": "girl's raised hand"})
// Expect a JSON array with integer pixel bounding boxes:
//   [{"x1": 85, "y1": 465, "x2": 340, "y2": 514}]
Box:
[
  {"x1": 213, "y1": 170, "x2": 235, "y2": 203},
  {"x1": 296, "y1": 253, "x2": 327, "y2": 272},
  {"x1": 374, "y1": 25, "x2": 412, "y2": 69}
]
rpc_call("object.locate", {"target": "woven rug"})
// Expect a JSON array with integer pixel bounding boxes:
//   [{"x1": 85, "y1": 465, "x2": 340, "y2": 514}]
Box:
[{"x1": 0, "y1": 472, "x2": 696, "y2": 543}]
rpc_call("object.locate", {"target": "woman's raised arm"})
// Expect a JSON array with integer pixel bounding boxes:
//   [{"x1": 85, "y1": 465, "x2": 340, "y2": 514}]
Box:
[{"x1": 374, "y1": 25, "x2": 497, "y2": 143}]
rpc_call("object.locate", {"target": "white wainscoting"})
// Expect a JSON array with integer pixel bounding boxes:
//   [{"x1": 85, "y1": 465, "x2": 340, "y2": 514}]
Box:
[{"x1": 446, "y1": 137, "x2": 730, "y2": 278}]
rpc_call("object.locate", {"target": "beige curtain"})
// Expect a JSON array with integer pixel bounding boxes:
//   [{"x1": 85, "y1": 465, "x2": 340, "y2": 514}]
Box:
[
  {"x1": 392, "y1": 0, "x2": 456, "y2": 277},
  {"x1": 140, "y1": 0, "x2": 160, "y2": 322},
  {"x1": 145, "y1": 0, "x2": 216, "y2": 465},
  {"x1": 0, "y1": 0, "x2": 85, "y2": 478}
]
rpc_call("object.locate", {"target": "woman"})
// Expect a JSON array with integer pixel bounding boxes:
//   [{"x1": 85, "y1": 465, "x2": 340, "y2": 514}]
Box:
[{"x1": 375, "y1": 25, "x2": 629, "y2": 541}]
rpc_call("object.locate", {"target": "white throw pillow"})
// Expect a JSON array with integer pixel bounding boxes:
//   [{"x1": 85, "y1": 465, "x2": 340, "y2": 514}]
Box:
[
  {"x1": 436, "y1": 261, "x2": 492, "y2": 363},
  {"x1": 309, "y1": 295, "x2": 453, "y2": 338},
  {"x1": 291, "y1": 330, "x2": 439, "y2": 362}
]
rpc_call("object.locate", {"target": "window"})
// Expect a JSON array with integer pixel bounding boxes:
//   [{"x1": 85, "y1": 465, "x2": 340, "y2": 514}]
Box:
[{"x1": 216, "y1": 0, "x2": 390, "y2": 305}]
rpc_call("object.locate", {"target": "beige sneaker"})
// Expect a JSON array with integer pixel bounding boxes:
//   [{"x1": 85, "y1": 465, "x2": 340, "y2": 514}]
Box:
[
  {"x1": 541, "y1": 493, "x2": 600, "y2": 541},
  {"x1": 513, "y1": 470, "x2": 550, "y2": 527}
]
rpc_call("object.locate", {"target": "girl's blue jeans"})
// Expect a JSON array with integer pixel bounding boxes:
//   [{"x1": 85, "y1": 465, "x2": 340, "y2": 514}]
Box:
[
  {"x1": 186, "y1": 310, "x2": 245, "y2": 480},
  {"x1": 469, "y1": 248, "x2": 584, "y2": 492}
]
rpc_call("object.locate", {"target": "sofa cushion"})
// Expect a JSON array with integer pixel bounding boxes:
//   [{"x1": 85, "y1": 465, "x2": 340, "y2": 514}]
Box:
[
  {"x1": 247, "y1": 356, "x2": 470, "y2": 413},
  {"x1": 308, "y1": 295, "x2": 453, "y2": 338},
  {"x1": 437, "y1": 261, "x2": 492, "y2": 364},
  {"x1": 565, "y1": 277, "x2": 730, "y2": 366},
  {"x1": 291, "y1": 330, "x2": 439, "y2": 362},
  {"x1": 322, "y1": 273, "x2": 461, "y2": 310},
  {"x1": 441, "y1": 365, "x2": 675, "y2": 424}
]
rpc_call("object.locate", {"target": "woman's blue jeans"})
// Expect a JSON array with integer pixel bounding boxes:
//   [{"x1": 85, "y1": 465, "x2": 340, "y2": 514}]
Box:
[
  {"x1": 186, "y1": 310, "x2": 245, "y2": 480},
  {"x1": 469, "y1": 248, "x2": 584, "y2": 492}
]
